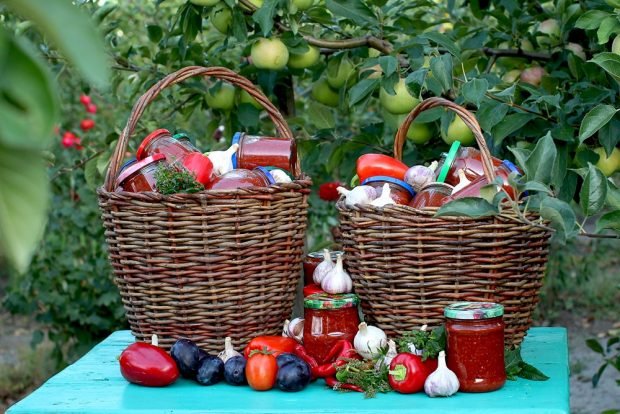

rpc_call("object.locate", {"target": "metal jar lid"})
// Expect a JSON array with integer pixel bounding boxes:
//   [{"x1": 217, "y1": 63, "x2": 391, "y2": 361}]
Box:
[
  {"x1": 304, "y1": 293, "x2": 360, "y2": 310},
  {"x1": 444, "y1": 302, "x2": 504, "y2": 320}
]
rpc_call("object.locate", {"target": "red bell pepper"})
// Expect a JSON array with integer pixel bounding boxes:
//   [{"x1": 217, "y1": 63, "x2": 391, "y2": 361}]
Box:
[
  {"x1": 303, "y1": 284, "x2": 324, "y2": 297},
  {"x1": 119, "y1": 338, "x2": 179, "y2": 387},
  {"x1": 244, "y1": 336, "x2": 298, "y2": 358},
  {"x1": 388, "y1": 353, "x2": 429, "y2": 394},
  {"x1": 356, "y1": 154, "x2": 409, "y2": 183}
]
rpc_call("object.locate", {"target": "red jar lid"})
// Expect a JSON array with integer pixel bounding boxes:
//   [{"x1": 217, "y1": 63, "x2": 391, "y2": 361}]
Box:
[
  {"x1": 136, "y1": 129, "x2": 171, "y2": 160},
  {"x1": 116, "y1": 153, "x2": 166, "y2": 188}
]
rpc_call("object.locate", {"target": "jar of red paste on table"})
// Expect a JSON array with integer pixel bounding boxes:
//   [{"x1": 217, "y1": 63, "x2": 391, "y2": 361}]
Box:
[
  {"x1": 208, "y1": 167, "x2": 275, "y2": 190},
  {"x1": 444, "y1": 302, "x2": 506, "y2": 392},
  {"x1": 136, "y1": 129, "x2": 200, "y2": 164},
  {"x1": 361, "y1": 176, "x2": 416, "y2": 205},
  {"x1": 116, "y1": 154, "x2": 167, "y2": 192},
  {"x1": 303, "y1": 293, "x2": 360, "y2": 364},
  {"x1": 303, "y1": 250, "x2": 343, "y2": 285},
  {"x1": 409, "y1": 183, "x2": 454, "y2": 209},
  {"x1": 436, "y1": 141, "x2": 503, "y2": 185},
  {"x1": 446, "y1": 160, "x2": 522, "y2": 201},
  {"x1": 231, "y1": 132, "x2": 298, "y2": 174}
]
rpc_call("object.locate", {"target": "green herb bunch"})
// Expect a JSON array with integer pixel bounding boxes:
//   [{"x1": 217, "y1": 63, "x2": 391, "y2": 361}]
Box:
[
  {"x1": 397, "y1": 326, "x2": 446, "y2": 360},
  {"x1": 155, "y1": 164, "x2": 204, "y2": 195},
  {"x1": 335, "y1": 359, "x2": 391, "y2": 398}
]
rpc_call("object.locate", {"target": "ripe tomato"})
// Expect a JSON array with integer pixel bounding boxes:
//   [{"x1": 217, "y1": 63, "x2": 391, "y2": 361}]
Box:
[
  {"x1": 318, "y1": 182, "x2": 341, "y2": 201},
  {"x1": 245, "y1": 351, "x2": 278, "y2": 391}
]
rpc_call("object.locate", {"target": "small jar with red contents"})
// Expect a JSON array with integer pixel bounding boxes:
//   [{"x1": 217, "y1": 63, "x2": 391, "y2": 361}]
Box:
[
  {"x1": 436, "y1": 141, "x2": 503, "y2": 185},
  {"x1": 207, "y1": 167, "x2": 275, "y2": 190},
  {"x1": 361, "y1": 176, "x2": 416, "y2": 205},
  {"x1": 446, "y1": 160, "x2": 522, "y2": 201},
  {"x1": 115, "y1": 154, "x2": 167, "y2": 192},
  {"x1": 303, "y1": 293, "x2": 360, "y2": 364},
  {"x1": 136, "y1": 129, "x2": 200, "y2": 164},
  {"x1": 444, "y1": 302, "x2": 506, "y2": 393},
  {"x1": 409, "y1": 183, "x2": 454, "y2": 209},
  {"x1": 231, "y1": 132, "x2": 298, "y2": 174},
  {"x1": 303, "y1": 250, "x2": 343, "y2": 285}
]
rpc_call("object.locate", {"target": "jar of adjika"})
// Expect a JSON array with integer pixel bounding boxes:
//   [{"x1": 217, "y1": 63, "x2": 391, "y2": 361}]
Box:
[
  {"x1": 303, "y1": 293, "x2": 360, "y2": 364},
  {"x1": 231, "y1": 132, "x2": 298, "y2": 174},
  {"x1": 447, "y1": 160, "x2": 522, "y2": 201},
  {"x1": 116, "y1": 154, "x2": 167, "y2": 192},
  {"x1": 445, "y1": 302, "x2": 506, "y2": 393},
  {"x1": 409, "y1": 183, "x2": 454, "y2": 209},
  {"x1": 436, "y1": 141, "x2": 503, "y2": 186},
  {"x1": 136, "y1": 129, "x2": 200, "y2": 164},
  {"x1": 303, "y1": 250, "x2": 344, "y2": 285},
  {"x1": 207, "y1": 167, "x2": 275, "y2": 190},
  {"x1": 361, "y1": 176, "x2": 416, "y2": 205}
]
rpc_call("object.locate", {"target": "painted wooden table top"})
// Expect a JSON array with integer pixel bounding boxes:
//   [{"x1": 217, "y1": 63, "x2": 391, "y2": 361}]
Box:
[{"x1": 7, "y1": 328, "x2": 569, "y2": 414}]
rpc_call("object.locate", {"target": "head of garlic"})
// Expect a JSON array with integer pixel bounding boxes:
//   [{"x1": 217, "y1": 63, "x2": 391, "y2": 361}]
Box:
[
  {"x1": 375, "y1": 339, "x2": 398, "y2": 370},
  {"x1": 320, "y1": 254, "x2": 352, "y2": 294},
  {"x1": 217, "y1": 337, "x2": 241, "y2": 363},
  {"x1": 313, "y1": 249, "x2": 335, "y2": 285},
  {"x1": 354, "y1": 322, "x2": 387, "y2": 360},
  {"x1": 287, "y1": 317, "x2": 304, "y2": 343},
  {"x1": 337, "y1": 185, "x2": 377, "y2": 207},
  {"x1": 424, "y1": 350, "x2": 459, "y2": 397},
  {"x1": 370, "y1": 183, "x2": 395, "y2": 207},
  {"x1": 405, "y1": 165, "x2": 436, "y2": 192},
  {"x1": 269, "y1": 168, "x2": 293, "y2": 184},
  {"x1": 205, "y1": 143, "x2": 239, "y2": 176}
]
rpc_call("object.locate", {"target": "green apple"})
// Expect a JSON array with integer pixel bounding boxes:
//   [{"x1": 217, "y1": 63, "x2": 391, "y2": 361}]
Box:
[
  {"x1": 502, "y1": 69, "x2": 521, "y2": 83},
  {"x1": 291, "y1": 0, "x2": 313, "y2": 10},
  {"x1": 566, "y1": 42, "x2": 586, "y2": 60},
  {"x1": 287, "y1": 45, "x2": 320, "y2": 69},
  {"x1": 379, "y1": 78, "x2": 419, "y2": 115},
  {"x1": 605, "y1": 0, "x2": 620, "y2": 7},
  {"x1": 368, "y1": 48, "x2": 381, "y2": 58},
  {"x1": 536, "y1": 19, "x2": 561, "y2": 48},
  {"x1": 190, "y1": 0, "x2": 221, "y2": 5},
  {"x1": 210, "y1": 5, "x2": 232, "y2": 33},
  {"x1": 206, "y1": 83, "x2": 236, "y2": 110},
  {"x1": 442, "y1": 116, "x2": 475, "y2": 146},
  {"x1": 360, "y1": 64, "x2": 382, "y2": 79},
  {"x1": 612, "y1": 36, "x2": 620, "y2": 55},
  {"x1": 240, "y1": 0, "x2": 263, "y2": 9},
  {"x1": 251, "y1": 38, "x2": 289, "y2": 70},
  {"x1": 594, "y1": 147, "x2": 620, "y2": 177},
  {"x1": 311, "y1": 79, "x2": 339, "y2": 107},
  {"x1": 520, "y1": 66, "x2": 546, "y2": 86},
  {"x1": 239, "y1": 89, "x2": 263, "y2": 110},
  {"x1": 520, "y1": 39, "x2": 535, "y2": 52},
  {"x1": 326, "y1": 57, "x2": 356, "y2": 89},
  {"x1": 406, "y1": 122, "x2": 434, "y2": 145}
]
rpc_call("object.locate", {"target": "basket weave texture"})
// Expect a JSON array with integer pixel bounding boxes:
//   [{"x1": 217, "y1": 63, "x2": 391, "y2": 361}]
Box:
[
  {"x1": 98, "y1": 66, "x2": 310, "y2": 352},
  {"x1": 337, "y1": 97, "x2": 551, "y2": 348}
]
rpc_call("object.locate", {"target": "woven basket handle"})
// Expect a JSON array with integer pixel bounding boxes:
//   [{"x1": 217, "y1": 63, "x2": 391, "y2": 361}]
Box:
[
  {"x1": 393, "y1": 97, "x2": 496, "y2": 182},
  {"x1": 104, "y1": 66, "x2": 297, "y2": 191}
]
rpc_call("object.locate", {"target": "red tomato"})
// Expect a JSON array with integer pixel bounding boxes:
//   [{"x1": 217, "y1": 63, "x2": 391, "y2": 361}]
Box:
[
  {"x1": 356, "y1": 154, "x2": 409, "y2": 183},
  {"x1": 318, "y1": 182, "x2": 341, "y2": 201},
  {"x1": 119, "y1": 342, "x2": 179, "y2": 387},
  {"x1": 245, "y1": 352, "x2": 278, "y2": 391},
  {"x1": 79, "y1": 94, "x2": 91, "y2": 106},
  {"x1": 80, "y1": 119, "x2": 95, "y2": 131},
  {"x1": 86, "y1": 103, "x2": 98, "y2": 114}
]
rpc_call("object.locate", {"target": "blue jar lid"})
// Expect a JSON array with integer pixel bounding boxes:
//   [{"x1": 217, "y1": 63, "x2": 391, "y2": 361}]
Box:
[
  {"x1": 231, "y1": 132, "x2": 243, "y2": 169},
  {"x1": 255, "y1": 166, "x2": 276, "y2": 185},
  {"x1": 120, "y1": 157, "x2": 137, "y2": 172},
  {"x1": 361, "y1": 176, "x2": 416, "y2": 197},
  {"x1": 502, "y1": 159, "x2": 522, "y2": 176}
]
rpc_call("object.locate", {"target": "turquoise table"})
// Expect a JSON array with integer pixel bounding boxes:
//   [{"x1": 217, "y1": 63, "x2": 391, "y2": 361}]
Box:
[{"x1": 8, "y1": 328, "x2": 569, "y2": 414}]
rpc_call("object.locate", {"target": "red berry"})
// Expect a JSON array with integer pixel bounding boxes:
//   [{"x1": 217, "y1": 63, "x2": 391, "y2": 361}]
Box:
[
  {"x1": 61, "y1": 135, "x2": 74, "y2": 148},
  {"x1": 318, "y1": 182, "x2": 341, "y2": 201},
  {"x1": 86, "y1": 103, "x2": 97, "y2": 114},
  {"x1": 80, "y1": 94, "x2": 91, "y2": 106},
  {"x1": 61, "y1": 131, "x2": 81, "y2": 149},
  {"x1": 80, "y1": 119, "x2": 95, "y2": 131}
]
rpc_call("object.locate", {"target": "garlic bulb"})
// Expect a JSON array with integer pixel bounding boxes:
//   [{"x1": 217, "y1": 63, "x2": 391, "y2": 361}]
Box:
[
  {"x1": 269, "y1": 168, "x2": 293, "y2": 183},
  {"x1": 370, "y1": 183, "x2": 395, "y2": 207},
  {"x1": 354, "y1": 322, "x2": 387, "y2": 360},
  {"x1": 375, "y1": 339, "x2": 398, "y2": 370},
  {"x1": 287, "y1": 317, "x2": 304, "y2": 343},
  {"x1": 217, "y1": 337, "x2": 241, "y2": 363},
  {"x1": 313, "y1": 249, "x2": 335, "y2": 285},
  {"x1": 206, "y1": 143, "x2": 239, "y2": 176},
  {"x1": 282, "y1": 319, "x2": 290, "y2": 337},
  {"x1": 337, "y1": 185, "x2": 377, "y2": 207},
  {"x1": 452, "y1": 169, "x2": 471, "y2": 193},
  {"x1": 405, "y1": 165, "x2": 436, "y2": 192},
  {"x1": 320, "y1": 254, "x2": 352, "y2": 294},
  {"x1": 424, "y1": 350, "x2": 459, "y2": 397}
]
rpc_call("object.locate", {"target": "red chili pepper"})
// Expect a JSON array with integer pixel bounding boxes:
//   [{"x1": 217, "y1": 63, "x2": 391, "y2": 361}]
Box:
[
  {"x1": 293, "y1": 340, "x2": 359, "y2": 379},
  {"x1": 303, "y1": 284, "x2": 324, "y2": 297},
  {"x1": 324, "y1": 376, "x2": 364, "y2": 393},
  {"x1": 356, "y1": 154, "x2": 409, "y2": 183},
  {"x1": 244, "y1": 336, "x2": 298, "y2": 359},
  {"x1": 293, "y1": 344, "x2": 319, "y2": 379},
  {"x1": 119, "y1": 339, "x2": 179, "y2": 387},
  {"x1": 388, "y1": 353, "x2": 429, "y2": 394}
]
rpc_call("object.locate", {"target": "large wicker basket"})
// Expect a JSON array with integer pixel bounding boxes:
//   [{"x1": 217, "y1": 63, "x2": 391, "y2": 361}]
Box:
[
  {"x1": 98, "y1": 66, "x2": 310, "y2": 352},
  {"x1": 337, "y1": 97, "x2": 551, "y2": 348}
]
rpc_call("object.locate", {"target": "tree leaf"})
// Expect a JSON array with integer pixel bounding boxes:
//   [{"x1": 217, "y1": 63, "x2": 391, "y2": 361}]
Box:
[
  {"x1": 231, "y1": 8, "x2": 248, "y2": 41},
  {"x1": 598, "y1": 119, "x2": 620, "y2": 157},
  {"x1": 419, "y1": 32, "x2": 461, "y2": 56},
  {"x1": 307, "y1": 101, "x2": 335, "y2": 129},
  {"x1": 606, "y1": 180, "x2": 620, "y2": 209},
  {"x1": 597, "y1": 16, "x2": 620, "y2": 45},
  {"x1": 508, "y1": 146, "x2": 531, "y2": 177},
  {"x1": 405, "y1": 68, "x2": 428, "y2": 98},
  {"x1": 579, "y1": 104, "x2": 618, "y2": 144},
  {"x1": 518, "y1": 362, "x2": 549, "y2": 381},
  {"x1": 525, "y1": 132, "x2": 557, "y2": 184},
  {"x1": 491, "y1": 113, "x2": 535, "y2": 146},
  {"x1": 252, "y1": 0, "x2": 279, "y2": 36},
  {"x1": 477, "y1": 100, "x2": 509, "y2": 131},
  {"x1": 580, "y1": 163, "x2": 608, "y2": 216},
  {"x1": 435, "y1": 197, "x2": 499, "y2": 218},
  {"x1": 520, "y1": 181, "x2": 553, "y2": 195},
  {"x1": 0, "y1": 144, "x2": 49, "y2": 273},
  {"x1": 378, "y1": 56, "x2": 398, "y2": 78},
  {"x1": 429, "y1": 54, "x2": 453, "y2": 92},
  {"x1": 146, "y1": 25, "x2": 163, "y2": 43},
  {"x1": 348, "y1": 78, "x2": 379, "y2": 107},
  {"x1": 462, "y1": 78, "x2": 488, "y2": 107},
  {"x1": 575, "y1": 10, "x2": 611, "y2": 30},
  {"x1": 592, "y1": 362, "x2": 608, "y2": 388},
  {"x1": 596, "y1": 211, "x2": 620, "y2": 233},
  {"x1": 539, "y1": 196, "x2": 577, "y2": 242},
  {"x1": 325, "y1": 0, "x2": 378, "y2": 27},
  {"x1": 3, "y1": 0, "x2": 110, "y2": 87},
  {"x1": 589, "y1": 53, "x2": 620, "y2": 79}
]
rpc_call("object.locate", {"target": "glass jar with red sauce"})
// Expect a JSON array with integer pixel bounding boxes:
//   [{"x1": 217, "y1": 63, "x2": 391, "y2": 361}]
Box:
[
  {"x1": 136, "y1": 129, "x2": 200, "y2": 164},
  {"x1": 436, "y1": 141, "x2": 503, "y2": 185},
  {"x1": 231, "y1": 132, "x2": 298, "y2": 174},
  {"x1": 207, "y1": 167, "x2": 275, "y2": 190},
  {"x1": 303, "y1": 250, "x2": 343, "y2": 285},
  {"x1": 444, "y1": 302, "x2": 506, "y2": 393},
  {"x1": 303, "y1": 293, "x2": 360, "y2": 364},
  {"x1": 409, "y1": 183, "x2": 454, "y2": 209},
  {"x1": 116, "y1": 154, "x2": 166, "y2": 192},
  {"x1": 361, "y1": 176, "x2": 416, "y2": 205},
  {"x1": 446, "y1": 160, "x2": 522, "y2": 201}
]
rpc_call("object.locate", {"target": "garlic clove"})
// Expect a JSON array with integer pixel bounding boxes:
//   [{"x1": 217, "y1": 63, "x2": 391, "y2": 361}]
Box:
[
  {"x1": 282, "y1": 319, "x2": 290, "y2": 337},
  {"x1": 287, "y1": 317, "x2": 304, "y2": 343},
  {"x1": 338, "y1": 185, "x2": 377, "y2": 206},
  {"x1": 269, "y1": 168, "x2": 293, "y2": 184},
  {"x1": 320, "y1": 253, "x2": 353, "y2": 294},
  {"x1": 313, "y1": 249, "x2": 335, "y2": 285},
  {"x1": 424, "y1": 350, "x2": 459, "y2": 397},
  {"x1": 370, "y1": 183, "x2": 395, "y2": 207},
  {"x1": 206, "y1": 143, "x2": 239, "y2": 176}
]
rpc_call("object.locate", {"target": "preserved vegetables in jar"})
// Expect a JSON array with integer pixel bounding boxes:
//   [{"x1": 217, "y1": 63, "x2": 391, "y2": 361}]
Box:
[
  {"x1": 409, "y1": 183, "x2": 453, "y2": 209},
  {"x1": 361, "y1": 176, "x2": 416, "y2": 205},
  {"x1": 136, "y1": 129, "x2": 200, "y2": 164},
  {"x1": 116, "y1": 154, "x2": 167, "y2": 192},
  {"x1": 303, "y1": 293, "x2": 360, "y2": 364},
  {"x1": 444, "y1": 302, "x2": 506, "y2": 393},
  {"x1": 207, "y1": 167, "x2": 275, "y2": 190},
  {"x1": 436, "y1": 141, "x2": 503, "y2": 185},
  {"x1": 232, "y1": 132, "x2": 297, "y2": 174},
  {"x1": 446, "y1": 160, "x2": 522, "y2": 201}
]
